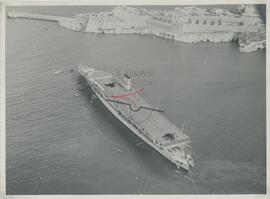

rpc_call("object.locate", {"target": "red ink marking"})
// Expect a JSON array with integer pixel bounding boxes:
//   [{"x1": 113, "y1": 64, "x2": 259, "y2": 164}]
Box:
[
  {"x1": 110, "y1": 88, "x2": 144, "y2": 99},
  {"x1": 109, "y1": 88, "x2": 144, "y2": 107}
]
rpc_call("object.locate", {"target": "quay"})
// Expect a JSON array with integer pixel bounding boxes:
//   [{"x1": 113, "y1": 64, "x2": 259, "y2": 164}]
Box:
[{"x1": 7, "y1": 5, "x2": 266, "y2": 52}]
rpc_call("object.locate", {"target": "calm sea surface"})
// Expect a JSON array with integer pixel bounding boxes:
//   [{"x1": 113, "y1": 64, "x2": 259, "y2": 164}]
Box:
[{"x1": 6, "y1": 6, "x2": 266, "y2": 194}]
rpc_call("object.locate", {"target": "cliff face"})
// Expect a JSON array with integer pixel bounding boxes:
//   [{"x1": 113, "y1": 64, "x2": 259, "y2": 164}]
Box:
[
  {"x1": 8, "y1": 5, "x2": 266, "y2": 52},
  {"x1": 81, "y1": 5, "x2": 265, "y2": 52}
]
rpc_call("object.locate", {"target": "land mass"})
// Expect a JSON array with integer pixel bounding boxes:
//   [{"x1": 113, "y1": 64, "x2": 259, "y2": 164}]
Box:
[{"x1": 8, "y1": 5, "x2": 266, "y2": 52}]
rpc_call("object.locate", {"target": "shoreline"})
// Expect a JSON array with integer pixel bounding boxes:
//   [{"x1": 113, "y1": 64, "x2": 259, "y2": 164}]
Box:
[{"x1": 7, "y1": 5, "x2": 266, "y2": 52}]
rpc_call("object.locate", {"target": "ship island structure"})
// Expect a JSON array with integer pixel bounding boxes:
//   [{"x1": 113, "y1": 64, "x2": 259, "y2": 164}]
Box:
[
  {"x1": 78, "y1": 65, "x2": 195, "y2": 170},
  {"x1": 8, "y1": 5, "x2": 266, "y2": 52}
]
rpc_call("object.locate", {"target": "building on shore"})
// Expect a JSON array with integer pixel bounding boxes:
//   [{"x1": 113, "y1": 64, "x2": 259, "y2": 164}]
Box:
[{"x1": 7, "y1": 5, "x2": 266, "y2": 52}]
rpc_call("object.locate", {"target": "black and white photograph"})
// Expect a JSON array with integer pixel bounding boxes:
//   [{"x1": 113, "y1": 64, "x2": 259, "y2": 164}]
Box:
[{"x1": 1, "y1": 1, "x2": 268, "y2": 196}]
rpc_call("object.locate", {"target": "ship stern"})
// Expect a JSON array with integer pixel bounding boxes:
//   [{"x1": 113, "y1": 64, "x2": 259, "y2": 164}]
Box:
[{"x1": 78, "y1": 65, "x2": 95, "y2": 78}]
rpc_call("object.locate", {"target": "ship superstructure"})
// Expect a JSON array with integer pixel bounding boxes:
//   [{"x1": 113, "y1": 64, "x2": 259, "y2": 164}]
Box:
[{"x1": 78, "y1": 65, "x2": 194, "y2": 170}]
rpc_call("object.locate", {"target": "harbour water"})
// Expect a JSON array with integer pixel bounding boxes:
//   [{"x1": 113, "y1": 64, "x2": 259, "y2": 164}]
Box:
[{"x1": 6, "y1": 6, "x2": 266, "y2": 194}]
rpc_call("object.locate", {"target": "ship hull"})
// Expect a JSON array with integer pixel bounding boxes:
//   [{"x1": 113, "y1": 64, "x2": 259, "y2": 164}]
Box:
[{"x1": 85, "y1": 80, "x2": 190, "y2": 171}]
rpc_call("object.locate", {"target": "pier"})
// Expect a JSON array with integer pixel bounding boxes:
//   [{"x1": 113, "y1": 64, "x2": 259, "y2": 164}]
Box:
[{"x1": 7, "y1": 11, "x2": 65, "y2": 22}]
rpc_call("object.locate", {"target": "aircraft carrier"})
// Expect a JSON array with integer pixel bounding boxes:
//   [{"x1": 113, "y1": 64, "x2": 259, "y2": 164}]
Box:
[{"x1": 78, "y1": 65, "x2": 194, "y2": 170}]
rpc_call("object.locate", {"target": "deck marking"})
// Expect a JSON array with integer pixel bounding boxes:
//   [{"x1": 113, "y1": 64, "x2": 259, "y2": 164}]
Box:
[{"x1": 107, "y1": 88, "x2": 164, "y2": 112}]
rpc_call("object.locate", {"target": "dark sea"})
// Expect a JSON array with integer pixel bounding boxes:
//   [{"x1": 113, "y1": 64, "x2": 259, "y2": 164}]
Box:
[{"x1": 6, "y1": 6, "x2": 266, "y2": 194}]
